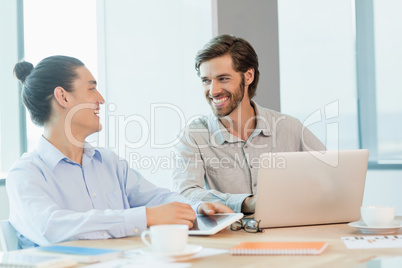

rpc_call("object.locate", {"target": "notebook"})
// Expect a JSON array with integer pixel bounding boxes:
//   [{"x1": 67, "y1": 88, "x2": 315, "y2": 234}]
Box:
[
  {"x1": 229, "y1": 242, "x2": 328, "y2": 255},
  {"x1": 38, "y1": 245, "x2": 123, "y2": 263},
  {"x1": 254, "y1": 149, "x2": 369, "y2": 228}
]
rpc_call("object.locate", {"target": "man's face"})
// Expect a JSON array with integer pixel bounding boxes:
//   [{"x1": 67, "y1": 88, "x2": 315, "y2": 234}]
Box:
[
  {"x1": 199, "y1": 54, "x2": 246, "y2": 118},
  {"x1": 66, "y1": 66, "x2": 105, "y2": 138}
]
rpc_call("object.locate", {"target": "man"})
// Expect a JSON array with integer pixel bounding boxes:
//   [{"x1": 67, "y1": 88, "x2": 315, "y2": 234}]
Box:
[
  {"x1": 172, "y1": 34, "x2": 325, "y2": 214},
  {"x1": 8, "y1": 56, "x2": 233, "y2": 248}
]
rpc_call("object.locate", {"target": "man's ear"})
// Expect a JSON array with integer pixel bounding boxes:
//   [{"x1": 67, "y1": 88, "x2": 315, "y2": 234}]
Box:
[
  {"x1": 54, "y1": 87, "x2": 69, "y2": 108},
  {"x1": 244, "y1": 68, "x2": 255, "y2": 86}
]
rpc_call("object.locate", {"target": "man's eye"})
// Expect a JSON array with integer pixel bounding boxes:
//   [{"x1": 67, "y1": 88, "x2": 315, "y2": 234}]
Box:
[{"x1": 202, "y1": 79, "x2": 210, "y2": 84}]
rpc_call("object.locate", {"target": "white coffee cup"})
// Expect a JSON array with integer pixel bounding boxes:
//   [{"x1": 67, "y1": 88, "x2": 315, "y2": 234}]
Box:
[
  {"x1": 360, "y1": 206, "x2": 395, "y2": 227},
  {"x1": 141, "y1": 224, "x2": 189, "y2": 253}
]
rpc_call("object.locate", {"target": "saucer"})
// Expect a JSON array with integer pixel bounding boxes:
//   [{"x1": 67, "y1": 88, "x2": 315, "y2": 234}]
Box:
[
  {"x1": 349, "y1": 221, "x2": 402, "y2": 234},
  {"x1": 138, "y1": 244, "x2": 203, "y2": 260}
]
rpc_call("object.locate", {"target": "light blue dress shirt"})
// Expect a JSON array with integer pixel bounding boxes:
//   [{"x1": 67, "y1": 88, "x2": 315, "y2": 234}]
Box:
[{"x1": 6, "y1": 136, "x2": 200, "y2": 248}]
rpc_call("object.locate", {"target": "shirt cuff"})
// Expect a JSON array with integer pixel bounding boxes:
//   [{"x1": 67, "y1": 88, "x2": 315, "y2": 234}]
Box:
[
  {"x1": 226, "y1": 194, "x2": 252, "y2": 213},
  {"x1": 192, "y1": 201, "x2": 203, "y2": 214},
  {"x1": 123, "y1": 206, "x2": 147, "y2": 235}
]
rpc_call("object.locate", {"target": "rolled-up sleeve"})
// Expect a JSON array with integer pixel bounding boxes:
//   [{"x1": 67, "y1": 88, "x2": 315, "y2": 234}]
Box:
[{"x1": 172, "y1": 132, "x2": 250, "y2": 213}]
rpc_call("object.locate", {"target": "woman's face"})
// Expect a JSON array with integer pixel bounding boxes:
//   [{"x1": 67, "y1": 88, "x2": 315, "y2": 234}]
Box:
[{"x1": 65, "y1": 66, "x2": 105, "y2": 140}]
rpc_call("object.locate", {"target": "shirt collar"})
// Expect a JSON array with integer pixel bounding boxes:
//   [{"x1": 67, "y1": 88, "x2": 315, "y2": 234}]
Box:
[
  {"x1": 208, "y1": 101, "x2": 271, "y2": 146},
  {"x1": 208, "y1": 115, "x2": 232, "y2": 146},
  {"x1": 252, "y1": 101, "x2": 271, "y2": 137},
  {"x1": 36, "y1": 136, "x2": 102, "y2": 171}
]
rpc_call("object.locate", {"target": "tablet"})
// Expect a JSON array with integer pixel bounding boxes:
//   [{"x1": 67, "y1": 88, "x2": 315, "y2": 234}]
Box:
[{"x1": 189, "y1": 213, "x2": 244, "y2": 235}]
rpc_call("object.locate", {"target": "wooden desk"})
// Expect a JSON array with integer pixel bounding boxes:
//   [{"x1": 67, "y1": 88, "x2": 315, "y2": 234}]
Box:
[{"x1": 58, "y1": 219, "x2": 402, "y2": 268}]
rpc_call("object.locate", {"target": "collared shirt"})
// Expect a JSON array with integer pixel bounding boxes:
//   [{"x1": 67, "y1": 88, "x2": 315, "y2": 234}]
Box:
[
  {"x1": 6, "y1": 136, "x2": 200, "y2": 248},
  {"x1": 172, "y1": 102, "x2": 326, "y2": 213}
]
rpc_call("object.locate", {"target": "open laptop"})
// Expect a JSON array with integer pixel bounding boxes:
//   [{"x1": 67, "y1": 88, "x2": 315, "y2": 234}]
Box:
[{"x1": 254, "y1": 149, "x2": 369, "y2": 228}]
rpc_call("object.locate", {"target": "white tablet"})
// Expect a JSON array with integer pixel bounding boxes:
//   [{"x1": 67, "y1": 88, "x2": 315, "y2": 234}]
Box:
[{"x1": 189, "y1": 213, "x2": 244, "y2": 235}]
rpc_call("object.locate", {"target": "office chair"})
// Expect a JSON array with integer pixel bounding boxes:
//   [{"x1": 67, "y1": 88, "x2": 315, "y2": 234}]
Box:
[{"x1": 0, "y1": 220, "x2": 18, "y2": 251}]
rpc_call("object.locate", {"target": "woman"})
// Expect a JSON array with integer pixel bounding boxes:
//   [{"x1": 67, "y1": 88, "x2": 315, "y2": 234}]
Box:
[{"x1": 7, "y1": 55, "x2": 231, "y2": 248}]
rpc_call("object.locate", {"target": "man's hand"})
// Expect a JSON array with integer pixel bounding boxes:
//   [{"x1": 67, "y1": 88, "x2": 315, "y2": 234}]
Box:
[
  {"x1": 146, "y1": 202, "x2": 196, "y2": 228},
  {"x1": 241, "y1": 195, "x2": 257, "y2": 214},
  {"x1": 197, "y1": 202, "x2": 234, "y2": 215}
]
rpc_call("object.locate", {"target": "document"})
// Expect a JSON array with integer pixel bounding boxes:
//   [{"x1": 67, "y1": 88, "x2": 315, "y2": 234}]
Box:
[
  {"x1": 342, "y1": 235, "x2": 402, "y2": 249},
  {"x1": 0, "y1": 251, "x2": 76, "y2": 268}
]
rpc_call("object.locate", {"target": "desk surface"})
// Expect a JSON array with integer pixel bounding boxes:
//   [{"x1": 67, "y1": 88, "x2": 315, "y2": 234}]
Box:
[{"x1": 57, "y1": 218, "x2": 402, "y2": 268}]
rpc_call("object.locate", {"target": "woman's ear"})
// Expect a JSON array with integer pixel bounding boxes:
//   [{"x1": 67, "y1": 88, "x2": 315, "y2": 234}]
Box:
[
  {"x1": 244, "y1": 68, "x2": 255, "y2": 86},
  {"x1": 54, "y1": 87, "x2": 69, "y2": 108}
]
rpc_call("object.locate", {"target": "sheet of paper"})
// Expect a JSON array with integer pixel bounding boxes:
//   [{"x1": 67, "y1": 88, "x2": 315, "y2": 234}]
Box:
[
  {"x1": 86, "y1": 247, "x2": 228, "y2": 268},
  {"x1": 85, "y1": 258, "x2": 191, "y2": 268},
  {"x1": 342, "y1": 235, "x2": 402, "y2": 249}
]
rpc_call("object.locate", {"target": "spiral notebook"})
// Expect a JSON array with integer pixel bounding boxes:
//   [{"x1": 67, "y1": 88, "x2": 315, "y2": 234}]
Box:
[{"x1": 229, "y1": 242, "x2": 328, "y2": 256}]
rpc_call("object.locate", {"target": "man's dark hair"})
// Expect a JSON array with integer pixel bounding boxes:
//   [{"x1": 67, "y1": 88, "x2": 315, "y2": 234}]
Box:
[
  {"x1": 195, "y1": 34, "x2": 260, "y2": 99},
  {"x1": 14, "y1": 55, "x2": 84, "y2": 126}
]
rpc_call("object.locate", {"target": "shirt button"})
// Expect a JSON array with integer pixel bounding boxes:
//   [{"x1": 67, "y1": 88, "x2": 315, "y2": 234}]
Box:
[
  {"x1": 250, "y1": 165, "x2": 253, "y2": 168},
  {"x1": 134, "y1": 228, "x2": 139, "y2": 233},
  {"x1": 103, "y1": 232, "x2": 107, "y2": 237},
  {"x1": 92, "y1": 193, "x2": 97, "y2": 197},
  {"x1": 254, "y1": 183, "x2": 257, "y2": 187},
  {"x1": 245, "y1": 145, "x2": 248, "y2": 149}
]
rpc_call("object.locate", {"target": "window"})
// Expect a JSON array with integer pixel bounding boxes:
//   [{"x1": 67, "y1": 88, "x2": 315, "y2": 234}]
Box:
[
  {"x1": 372, "y1": 0, "x2": 402, "y2": 163},
  {"x1": 279, "y1": 0, "x2": 402, "y2": 168},
  {"x1": 278, "y1": 0, "x2": 359, "y2": 151},
  {"x1": 0, "y1": 0, "x2": 25, "y2": 177},
  {"x1": 23, "y1": 0, "x2": 98, "y2": 151}
]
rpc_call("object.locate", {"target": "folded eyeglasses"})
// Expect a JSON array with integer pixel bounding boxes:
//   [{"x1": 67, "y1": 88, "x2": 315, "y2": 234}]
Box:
[{"x1": 230, "y1": 219, "x2": 262, "y2": 233}]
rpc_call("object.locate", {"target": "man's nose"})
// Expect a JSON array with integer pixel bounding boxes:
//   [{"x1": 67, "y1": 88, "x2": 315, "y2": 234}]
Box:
[
  {"x1": 97, "y1": 91, "x2": 105, "y2": 104},
  {"x1": 208, "y1": 80, "x2": 221, "y2": 97}
]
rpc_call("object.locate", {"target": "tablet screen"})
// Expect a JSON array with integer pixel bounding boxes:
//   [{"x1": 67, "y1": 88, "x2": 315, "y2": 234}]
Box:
[
  {"x1": 189, "y1": 213, "x2": 243, "y2": 235},
  {"x1": 191, "y1": 214, "x2": 233, "y2": 231}
]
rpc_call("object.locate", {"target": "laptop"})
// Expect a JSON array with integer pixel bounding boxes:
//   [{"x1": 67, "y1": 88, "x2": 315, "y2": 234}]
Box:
[{"x1": 254, "y1": 149, "x2": 369, "y2": 228}]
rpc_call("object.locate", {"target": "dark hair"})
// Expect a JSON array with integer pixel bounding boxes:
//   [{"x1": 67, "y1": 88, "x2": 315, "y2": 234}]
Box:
[
  {"x1": 13, "y1": 55, "x2": 84, "y2": 126},
  {"x1": 195, "y1": 34, "x2": 260, "y2": 99}
]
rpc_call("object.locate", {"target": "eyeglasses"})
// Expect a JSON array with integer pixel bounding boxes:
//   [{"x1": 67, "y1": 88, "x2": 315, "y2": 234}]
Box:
[{"x1": 230, "y1": 219, "x2": 262, "y2": 233}]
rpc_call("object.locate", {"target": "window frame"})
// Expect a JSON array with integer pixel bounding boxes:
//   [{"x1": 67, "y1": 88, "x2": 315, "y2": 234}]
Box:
[{"x1": 355, "y1": 0, "x2": 402, "y2": 169}]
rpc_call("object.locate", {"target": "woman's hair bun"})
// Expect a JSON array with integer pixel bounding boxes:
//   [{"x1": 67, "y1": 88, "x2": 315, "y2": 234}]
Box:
[{"x1": 13, "y1": 61, "x2": 34, "y2": 83}]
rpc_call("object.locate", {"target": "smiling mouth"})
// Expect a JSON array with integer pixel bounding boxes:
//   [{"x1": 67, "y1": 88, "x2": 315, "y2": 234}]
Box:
[
  {"x1": 210, "y1": 96, "x2": 229, "y2": 107},
  {"x1": 212, "y1": 97, "x2": 228, "y2": 104}
]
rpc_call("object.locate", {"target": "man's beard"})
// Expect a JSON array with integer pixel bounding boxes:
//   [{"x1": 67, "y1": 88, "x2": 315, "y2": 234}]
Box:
[{"x1": 207, "y1": 75, "x2": 245, "y2": 118}]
